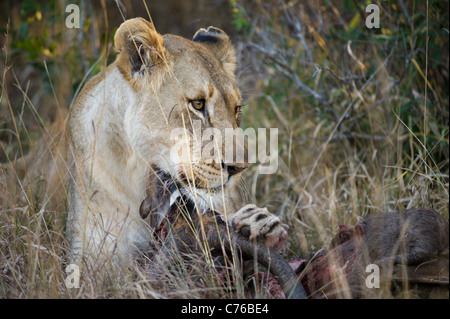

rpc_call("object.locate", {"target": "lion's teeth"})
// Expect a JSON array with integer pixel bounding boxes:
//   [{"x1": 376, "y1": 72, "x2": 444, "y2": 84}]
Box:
[{"x1": 169, "y1": 189, "x2": 181, "y2": 207}]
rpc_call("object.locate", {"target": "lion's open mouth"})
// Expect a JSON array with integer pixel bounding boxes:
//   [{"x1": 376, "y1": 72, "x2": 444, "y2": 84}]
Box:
[
  {"x1": 147, "y1": 170, "x2": 210, "y2": 241},
  {"x1": 143, "y1": 169, "x2": 220, "y2": 237},
  {"x1": 177, "y1": 169, "x2": 226, "y2": 192}
]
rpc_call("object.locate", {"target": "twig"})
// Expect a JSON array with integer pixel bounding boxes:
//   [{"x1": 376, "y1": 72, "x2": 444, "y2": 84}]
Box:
[
  {"x1": 246, "y1": 42, "x2": 325, "y2": 102},
  {"x1": 283, "y1": 4, "x2": 313, "y2": 64}
]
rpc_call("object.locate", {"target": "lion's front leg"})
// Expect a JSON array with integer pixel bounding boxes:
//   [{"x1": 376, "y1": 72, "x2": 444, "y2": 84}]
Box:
[{"x1": 228, "y1": 204, "x2": 287, "y2": 251}]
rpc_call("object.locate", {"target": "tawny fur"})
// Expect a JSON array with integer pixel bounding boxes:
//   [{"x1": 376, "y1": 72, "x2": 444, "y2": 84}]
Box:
[{"x1": 3, "y1": 18, "x2": 287, "y2": 268}]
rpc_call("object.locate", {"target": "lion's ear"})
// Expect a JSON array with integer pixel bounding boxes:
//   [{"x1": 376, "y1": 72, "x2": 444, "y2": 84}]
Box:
[
  {"x1": 114, "y1": 18, "x2": 165, "y2": 78},
  {"x1": 193, "y1": 27, "x2": 237, "y2": 81}
]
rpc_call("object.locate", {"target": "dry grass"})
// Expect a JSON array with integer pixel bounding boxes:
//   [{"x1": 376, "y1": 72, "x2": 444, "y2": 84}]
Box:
[
  {"x1": 234, "y1": 0, "x2": 448, "y2": 256},
  {"x1": 1, "y1": 0, "x2": 448, "y2": 298}
]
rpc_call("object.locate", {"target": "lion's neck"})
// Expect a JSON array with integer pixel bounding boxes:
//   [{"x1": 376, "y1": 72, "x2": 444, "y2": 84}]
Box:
[{"x1": 73, "y1": 65, "x2": 149, "y2": 210}]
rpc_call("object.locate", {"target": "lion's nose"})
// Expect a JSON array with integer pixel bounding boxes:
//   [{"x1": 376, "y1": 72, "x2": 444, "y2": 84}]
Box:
[{"x1": 222, "y1": 162, "x2": 249, "y2": 177}]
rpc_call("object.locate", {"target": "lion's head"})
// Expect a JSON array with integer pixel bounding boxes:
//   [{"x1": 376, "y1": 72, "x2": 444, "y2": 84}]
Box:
[{"x1": 113, "y1": 18, "x2": 248, "y2": 210}]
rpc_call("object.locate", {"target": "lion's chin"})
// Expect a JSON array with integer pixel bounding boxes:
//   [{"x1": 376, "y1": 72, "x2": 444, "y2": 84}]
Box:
[
  {"x1": 154, "y1": 168, "x2": 228, "y2": 212},
  {"x1": 180, "y1": 184, "x2": 227, "y2": 211}
]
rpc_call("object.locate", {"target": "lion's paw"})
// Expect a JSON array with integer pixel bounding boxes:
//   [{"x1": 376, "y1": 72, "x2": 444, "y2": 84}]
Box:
[{"x1": 229, "y1": 204, "x2": 287, "y2": 251}]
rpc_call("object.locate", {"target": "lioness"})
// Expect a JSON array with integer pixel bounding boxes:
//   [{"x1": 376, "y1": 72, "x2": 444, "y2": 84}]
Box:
[{"x1": 50, "y1": 18, "x2": 287, "y2": 265}]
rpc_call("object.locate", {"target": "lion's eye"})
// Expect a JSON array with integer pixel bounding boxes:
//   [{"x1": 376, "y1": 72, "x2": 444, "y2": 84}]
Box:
[{"x1": 190, "y1": 99, "x2": 205, "y2": 111}]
